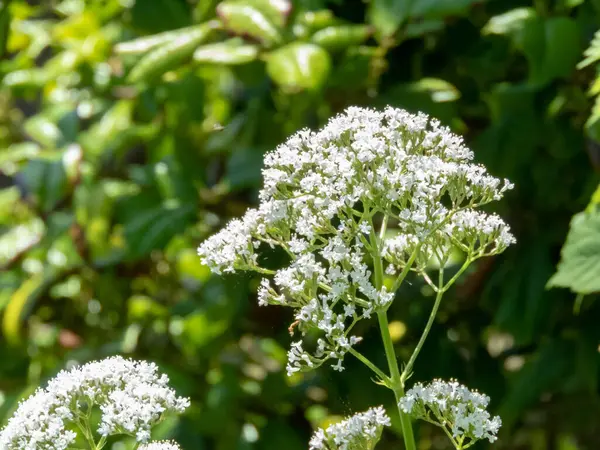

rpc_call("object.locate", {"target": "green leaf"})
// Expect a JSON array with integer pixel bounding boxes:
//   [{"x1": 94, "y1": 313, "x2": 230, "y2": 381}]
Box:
[
  {"x1": 20, "y1": 158, "x2": 68, "y2": 212},
  {"x1": 404, "y1": 19, "x2": 444, "y2": 38},
  {"x1": 367, "y1": 0, "x2": 411, "y2": 37},
  {"x1": 266, "y1": 43, "x2": 331, "y2": 91},
  {"x1": 379, "y1": 78, "x2": 460, "y2": 124},
  {"x1": 579, "y1": 29, "x2": 600, "y2": 69},
  {"x1": 503, "y1": 15, "x2": 582, "y2": 86},
  {"x1": 115, "y1": 25, "x2": 207, "y2": 55},
  {"x1": 237, "y1": 0, "x2": 292, "y2": 28},
  {"x1": 2, "y1": 68, "x2": 47, "y2": 88},
  {"x1": 123, "y1": 201, "x2": 195, "y2": 259},
  {"x1": 127, "y1": 21, "x2": 220, "y2": 83},
  {"x1": 498, "y1": 339, "x2": 573, "y2": 431},
  {"x1": 226, "y1": 146, "x2": 265, "y2": 189},
  {"x1": 193, "y1": 39, "x2": 259, "y2": 65},
  {"x1": 368, "y1": 0, "x2": 482, "y2": 36},
  {"x1": 0, "y1": 143, "x2": 40, "y2": 174},
  {"x1": 0, "y1": 218, "x2": 45, "y2": 268},
  {"x1": 407, "y1": 78, "x2": 461, "y2": 102},
  {"x1": 80, "y1": 101, "x2": 159, "y2": 163},
  {"x1": 295, "y1": 9, "x2": 339, "y2": 34},
  {"x1": 130, "y1": 0, "x2": 192, "y2": 34},
  {"x1": 310, "y1": 25, "x2": 373, "y2": 51},
  {"x1": 179, "y1": 311, "x2": 230, "y2": 349},
  {"x1": 547, "y1": 209, "x2": 600, "y2": 294},
  {"x1": 586, "y1": 96, "x2": 600, "y2": 144},
  {"x1": 330, "y1": 45, "x2": 378, "y2": 90},
  {"x1": 407, "y1": 0, "x2": 484, "y2": 19},
  {"x1": 23, "y1": 116, "x2": 63, "y2": 149},
  {"x1": 482, "y1": 7, "x2": 536, "y2": 36},
  {"x1": 217, "y1": 1, "x2": 282, "y2": 47}
]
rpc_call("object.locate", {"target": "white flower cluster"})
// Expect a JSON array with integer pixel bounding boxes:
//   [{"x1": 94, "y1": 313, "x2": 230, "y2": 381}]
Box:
[
  {"x1": 198, "y1": 106, "x2": 514, "y2": 375},
  {"x1": 399, "y1": 379, "x2": 501, "y2": 443},
  {"x1": 309, "y1": 406, "x2": 391, "y2": 450},
  {"x1": 0, "y1": 356, "x2": 189, "y2": 449},
  {"x1": 140, "y1": 441, "x2": 182, "y2": 450}
]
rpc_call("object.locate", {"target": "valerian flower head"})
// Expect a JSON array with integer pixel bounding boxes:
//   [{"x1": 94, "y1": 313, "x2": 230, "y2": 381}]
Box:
[
  {"x1": 309, "y1": 406, "x2": 391, "y2": 450},
  {"x1": 399, "y1": 379, "x2": 501, "y2": 444},
  {"x1": 198, "y1": 106, "x2": 515, "y2": 375},
  {"x1": 139, "y1": 441, "x2": 183, "y2": 450},
  {"x1": 0, "y1": 356, "x2": 189, "y2": 449}
]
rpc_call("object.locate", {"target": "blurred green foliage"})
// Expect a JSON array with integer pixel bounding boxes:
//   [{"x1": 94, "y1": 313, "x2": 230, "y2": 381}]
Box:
[{"x1": 1, "y1": 0, "x2": 600, "y2": 449}]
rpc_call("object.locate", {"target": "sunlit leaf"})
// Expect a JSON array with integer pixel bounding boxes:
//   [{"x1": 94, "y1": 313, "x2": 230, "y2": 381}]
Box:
[
  {"x1": 127, "y1": 21, "x2": 220, "y2": 83},
  {"x1": 266, "y1": 42, "x2": 331, "y2": 91},
  {"x1": 310, "y1": 25, "x2": 372, "y2": 51},
  {"x1": 0, "y1": 218, "x2": 45, "y2": 268},
  {"x1": 193, "y1": 39, "x2": 259, "y2": 65},
  {"x1": 548, "y1": 209, "x2": 600, "y2": 294},
  {"x1": 115, "y1": 25, "x2": 206, "y2": 55},
  {"x1": 217, "y1": 1, "x2": 282, "y2": 47}
]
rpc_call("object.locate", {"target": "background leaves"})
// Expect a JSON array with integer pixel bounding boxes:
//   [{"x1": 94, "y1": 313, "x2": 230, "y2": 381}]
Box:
[{"x1": 1, "y1": 0, "x2": 600, "y2": 449}]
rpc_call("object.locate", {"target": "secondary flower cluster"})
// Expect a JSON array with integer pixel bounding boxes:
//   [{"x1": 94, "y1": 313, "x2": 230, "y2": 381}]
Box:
[
  {"x1": 0, "y1": 356, "x2": 189, "y2": 449},
  {"x1": 309, "y1": 406, "x2": 391, "y2": 450},
  {"x1": 198, "y1": 106, "x2": 514, "y2": 375},
  {"x1": 399, "y1": 379, "x2": 501, "y2": 444}
]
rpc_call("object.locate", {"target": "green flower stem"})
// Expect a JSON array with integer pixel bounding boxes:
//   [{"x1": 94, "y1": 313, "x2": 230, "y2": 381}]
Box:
[
  {"x1": 369, "y1": 217, "x2": 416, "y2": 450},
  {"x1": 441, "y1": 425, "x2": 461, "y2": 449},
  {"x1": 441, "y1": 257, "x2": 472, "y2": 292},
  {"x1": 401, "y1": 255, "x2": 476, "y2": 384},
  {"x1": 377, "y1": 310, "x2": 417, "y2": 450},
  {"x1": 391, "y1": 246, "x2": 421, "y2": 293},
  {"x1": 75, "y1": 417, "x2": 98, "y2": 450},
  {"x1": 400, "y1": 282, "x2": 444, "y2": 384}
]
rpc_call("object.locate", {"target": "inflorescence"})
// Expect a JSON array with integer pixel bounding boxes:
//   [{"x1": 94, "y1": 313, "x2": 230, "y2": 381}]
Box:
[
  {"x1": 0, "y1": 356, "x2": 189, "y2": 449},
  {"x1": 198, "y1": 106, "x2": 514, "y2": 376},
  {"x1": 399, "y1": 379, "x2": 501, "y2": 444},
  {"x1": 309, "y1": 406, "x2": 391, "y2": 450}
]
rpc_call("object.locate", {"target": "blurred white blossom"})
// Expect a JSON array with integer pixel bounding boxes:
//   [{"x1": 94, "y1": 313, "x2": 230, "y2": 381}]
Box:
[
  {"x1": 198, "y1": 106, "x2": 514, "y2": 375},
  {"x1": 139, "y1": 441, "x2": 183, "y2": 450},
  {"x1": 400, "y1": 379, "x2": 501, "y2": 444},
  {"x1": 309, "y1": 406, "x2": 390, "y2": 450},
  {"x1": 0, "y1": 356, "x2": 189, "y2": 449}
]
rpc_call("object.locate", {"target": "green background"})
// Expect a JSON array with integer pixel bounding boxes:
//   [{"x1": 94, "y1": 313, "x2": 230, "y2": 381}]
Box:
[{"x1": 1, "y1": 0, "x2": 600, "y2": 448}]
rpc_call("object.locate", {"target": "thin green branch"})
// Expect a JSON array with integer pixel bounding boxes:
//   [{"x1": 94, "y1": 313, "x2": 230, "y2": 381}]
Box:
[
  {"x1": 391, "y1": 245, "x2": 421, "y2": 293},
  {"x1": 348, "y1": 348, "x2": 390, "y2": 384},
  {"x1": 442, "y1": 257, "x2": 472, "y2": 293},
  {"x1": 400, "y1": 268, "x2": 445, "y2": 384}
]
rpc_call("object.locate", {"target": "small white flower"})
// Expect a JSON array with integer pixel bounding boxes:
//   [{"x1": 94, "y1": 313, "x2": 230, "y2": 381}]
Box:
[
  {"x1": 400, "y1": 379, "x2": 501, "y2": 444},
  {"x1": 309, "y1": 406, "x2": 391, "y2": 450}
]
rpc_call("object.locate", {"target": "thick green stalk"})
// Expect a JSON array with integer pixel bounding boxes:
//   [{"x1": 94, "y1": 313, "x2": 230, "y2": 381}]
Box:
[
  {"x1": 369, "y1": 218, "x2": 416, "y2": 450},
  {"x1": 378, "y1": 311, "x2": 417, "y2": 450}
]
